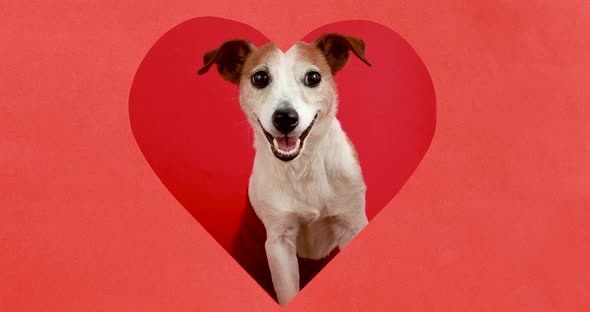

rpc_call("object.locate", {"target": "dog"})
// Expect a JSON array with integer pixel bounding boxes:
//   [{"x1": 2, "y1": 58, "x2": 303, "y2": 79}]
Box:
[{"x1": 198, "y1": 33, "x2": 370, "y2": 306}]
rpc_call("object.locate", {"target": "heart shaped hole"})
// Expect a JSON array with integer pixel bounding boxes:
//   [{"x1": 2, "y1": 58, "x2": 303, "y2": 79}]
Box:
[{"x1": 129, "y1": 17, "x2": 436, "y2": 305}]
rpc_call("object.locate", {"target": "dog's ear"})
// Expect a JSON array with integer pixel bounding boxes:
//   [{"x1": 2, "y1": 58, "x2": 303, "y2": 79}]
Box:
[
  {"x1": 313, "y1": 33, "x2": 371, "y2": 74},
  {"x1": 197, "y1": 39, "x2": 253, "y2": 84}
]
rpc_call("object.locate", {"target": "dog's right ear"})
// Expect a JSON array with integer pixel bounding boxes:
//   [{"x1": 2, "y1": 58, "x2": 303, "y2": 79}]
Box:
[
  {"x1": 313, "y1": 33, "x2": 371, "y2": 75},
  {"x1": 197, "y1": 39, "x2": 253, "y2": 84}
]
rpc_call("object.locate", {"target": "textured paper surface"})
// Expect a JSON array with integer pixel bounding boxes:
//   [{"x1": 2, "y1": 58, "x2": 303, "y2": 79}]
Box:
[{"x1": 1, "y1": 1, "x2": 589, "y2": 311}]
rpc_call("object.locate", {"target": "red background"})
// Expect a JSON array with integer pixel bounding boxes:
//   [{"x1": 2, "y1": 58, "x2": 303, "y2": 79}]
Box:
[{"x1": 1, "y1": 1, "x2": 589, "y2": 311}]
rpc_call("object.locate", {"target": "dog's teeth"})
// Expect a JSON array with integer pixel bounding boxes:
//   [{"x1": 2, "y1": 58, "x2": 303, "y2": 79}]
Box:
[
  {"x1": 285, "y1": 139, "x2": 301, "y2": 154},
  {"x1": 273, "y1": 137, "x2": 302, "y2": 157}
]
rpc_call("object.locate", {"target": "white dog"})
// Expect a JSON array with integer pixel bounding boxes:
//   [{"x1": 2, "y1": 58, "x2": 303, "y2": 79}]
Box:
[{"x1": 198, "y1": 33, "x2": 370, "y2": 306}]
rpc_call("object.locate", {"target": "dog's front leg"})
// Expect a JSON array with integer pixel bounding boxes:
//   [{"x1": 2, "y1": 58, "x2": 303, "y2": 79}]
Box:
[
  {"x1": 265, "y1": 222, "x2": 299, "y2": 307},
  {"x1": 337, "y1": 213, "x2": 368, "y2": 250},
  {"x1": 332, "y1": 189, "x2": 368, "y2": 250}
]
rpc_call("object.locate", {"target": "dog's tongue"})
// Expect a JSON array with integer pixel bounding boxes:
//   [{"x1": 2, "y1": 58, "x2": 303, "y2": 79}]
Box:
[{"x1": 277, "y1": 136, "x2": 296, "y2": 151}]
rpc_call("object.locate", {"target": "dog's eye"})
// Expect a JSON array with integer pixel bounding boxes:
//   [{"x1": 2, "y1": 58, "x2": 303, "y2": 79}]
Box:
[
  {"x1": 304, "y1": 71, "x2": 321, "y2": 88},
  {"x1": 251, "y1": 71, "x2": 270, "y2": 88}
]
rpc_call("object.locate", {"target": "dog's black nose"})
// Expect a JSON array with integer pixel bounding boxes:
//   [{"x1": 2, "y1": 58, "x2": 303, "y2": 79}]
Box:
[{"x1": 272, "y1": 108, "x2": 299, "y2": 134}]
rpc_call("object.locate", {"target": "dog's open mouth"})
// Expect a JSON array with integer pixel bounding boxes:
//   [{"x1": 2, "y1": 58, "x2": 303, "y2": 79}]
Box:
[{"x1": 257, "y1": 113, "x2": 318, "y2": 162}]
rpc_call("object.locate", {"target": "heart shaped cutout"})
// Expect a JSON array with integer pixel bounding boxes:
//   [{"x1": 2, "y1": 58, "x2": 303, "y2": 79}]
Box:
[{"x1": 129, "y1": 17, "x2": 436, "y2": 304}]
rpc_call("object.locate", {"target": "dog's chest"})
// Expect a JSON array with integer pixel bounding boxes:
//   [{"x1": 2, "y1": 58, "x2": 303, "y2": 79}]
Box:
[
  {"x1": 282, "y1": 161, "x2": 344, "y2": 259},
  {"x1": 282, "y1": 156, "x2": 339, "y2": 217}
]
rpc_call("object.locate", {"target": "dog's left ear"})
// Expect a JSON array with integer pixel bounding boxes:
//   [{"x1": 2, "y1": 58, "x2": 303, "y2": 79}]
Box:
[
  {"x1": 313, "y1": 33, "x2": 371, "y2": 74},
  {"x1": 197, "y1": 39, "x2": 253, "y2": 84}
]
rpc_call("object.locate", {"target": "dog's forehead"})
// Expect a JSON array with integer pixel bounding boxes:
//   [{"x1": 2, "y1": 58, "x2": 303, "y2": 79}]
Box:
[
  {"x1": 245, "y1": 42, "x2": 328, "y2": 73},
  {"x1": 242, "y1": 42, "x2": 279, "y2": 73},
  {"x1": 287, "y1": 42, "x2": 326, "y2": 66},
  {"x1": 286, "y1": 42, "x2": 332, "y2": 76}
]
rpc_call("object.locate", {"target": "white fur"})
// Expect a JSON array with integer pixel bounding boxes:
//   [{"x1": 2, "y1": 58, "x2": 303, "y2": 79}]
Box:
[{"x1": 238, "y1": 43, "x2": 368, "y2": 306}]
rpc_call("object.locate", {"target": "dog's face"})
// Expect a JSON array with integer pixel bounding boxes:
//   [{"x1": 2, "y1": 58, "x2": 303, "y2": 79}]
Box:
[
  {"x1": 198, "y1": 34, "x2": 370, "y2": 161},
  {"x1": 238, "y1": 42, "x2": 337, "y2": 161}
]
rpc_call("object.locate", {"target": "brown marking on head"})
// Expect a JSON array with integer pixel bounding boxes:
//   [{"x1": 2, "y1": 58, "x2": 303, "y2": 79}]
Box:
[
  {"x1": 240, "y1": 42, "x2": 279, "y2": 83},
  {"x1": 312, "y1": 33, "x2": 371, "y2": 75},
  {"x1": 197, "y1": 39, "x2": 254, "y2": 84},
  {"x1": 294, "y1": 41, "x2": 335, "y2": 79},
  {"x1": 293, "y1": 41, "x2": 338, "y2": 115}
]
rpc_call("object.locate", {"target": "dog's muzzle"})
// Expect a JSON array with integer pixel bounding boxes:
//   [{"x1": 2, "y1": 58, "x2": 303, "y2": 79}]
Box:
[{"x1": 256, "y1": 113, "x2": 318, "y2": 162}]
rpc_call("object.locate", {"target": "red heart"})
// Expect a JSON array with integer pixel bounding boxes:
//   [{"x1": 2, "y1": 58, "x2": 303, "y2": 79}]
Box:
[{"x1": 129, "y1": 17, "x2": 436, "y2": 302}]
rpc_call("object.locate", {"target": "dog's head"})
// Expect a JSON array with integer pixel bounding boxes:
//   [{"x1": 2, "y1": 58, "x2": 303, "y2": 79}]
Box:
[{"x1": 198, "y1": 34, "x2": 370, "y2": 162}]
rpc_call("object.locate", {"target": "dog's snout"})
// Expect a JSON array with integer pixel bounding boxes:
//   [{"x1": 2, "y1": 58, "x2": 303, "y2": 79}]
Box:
[{"x1": 272, "y1": 108, "x2": 299, "y2": 134}]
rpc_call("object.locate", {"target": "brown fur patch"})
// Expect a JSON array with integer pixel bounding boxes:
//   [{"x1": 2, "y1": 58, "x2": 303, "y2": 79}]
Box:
[
  {"x1": 295, "y1": 42, "x2": 338, "y2": 115},
  {"x1": 240, "y1": 42, "x2": 279, "y2": 84},
  {"x1": 312, "y1": 33, "x2": 371, "y2": 74},
  {"x1": 197, "y1": 40, "x2": 253, "y2": 84},
  {"x1": 294, "y1": 42, "x2": 335, "y2": 82}
]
